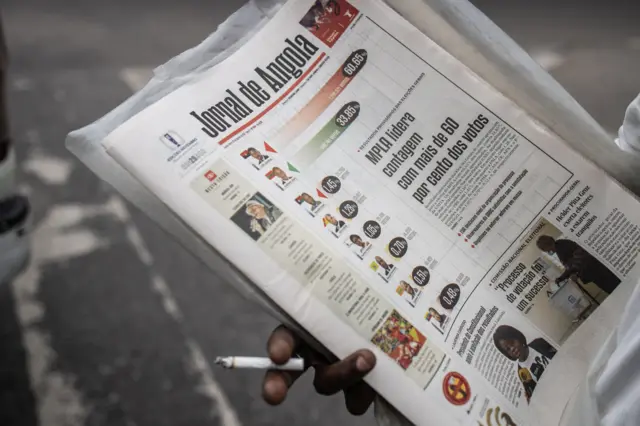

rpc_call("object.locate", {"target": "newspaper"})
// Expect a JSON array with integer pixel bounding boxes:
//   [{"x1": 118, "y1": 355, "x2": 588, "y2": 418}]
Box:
[{"x1": 81, "y1": 0, "x2": 640, "y2": 425}]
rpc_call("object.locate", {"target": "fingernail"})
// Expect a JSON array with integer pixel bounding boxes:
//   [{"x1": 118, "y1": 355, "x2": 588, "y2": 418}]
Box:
[
  {"x1": 356, "y1": 355, "x2": 372, "y2": 373},
  {"x1": 263, "y1": 379, "x2": 286, "y2": 405},
  {"x1": 269, "y1": 340, "x2": 291, "y2": 364},
  {"x1": 272, "y1": 339, "x2": 289, "y2": 358}
]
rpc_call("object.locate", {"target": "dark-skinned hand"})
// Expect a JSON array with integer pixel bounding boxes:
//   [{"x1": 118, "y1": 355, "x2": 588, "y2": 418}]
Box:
[{"x1": 262, "y1": 325, "x2": 377, "y2": 415}]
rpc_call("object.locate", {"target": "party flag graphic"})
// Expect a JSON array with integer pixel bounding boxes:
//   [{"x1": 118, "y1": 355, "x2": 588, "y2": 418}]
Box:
[
  {"x1": 287, "y1": 162, "x2": 300, "y2": 173},
  {"x1": 316, "y1": 189, "x2": 328, "y2": 199},
  {"x1": 264, "y1": 141, "x2": 277, "y2": 153}
]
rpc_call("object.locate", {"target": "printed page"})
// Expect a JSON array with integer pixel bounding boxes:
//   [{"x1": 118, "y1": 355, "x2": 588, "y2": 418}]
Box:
[{"x1": 101, "y1": 0, "x2": 640, "y2": 425}]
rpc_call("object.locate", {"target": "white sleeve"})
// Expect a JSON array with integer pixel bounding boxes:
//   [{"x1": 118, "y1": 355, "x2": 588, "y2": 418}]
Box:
[
  {"x1": 561, "y1": 95, "x2": 640, "y2": 426},
  {"x1": 588, "y1": 94, "x2": 640, "y2": 426},
  {"x1": 597, "y1": 282, "x2": 640, "y2": 426},
  {"x1": 564, "y1": 277, "x2": 640, "y2": 426},
  {"x1": 615, "y1": 94, "x2": 640, "y2": 154}
]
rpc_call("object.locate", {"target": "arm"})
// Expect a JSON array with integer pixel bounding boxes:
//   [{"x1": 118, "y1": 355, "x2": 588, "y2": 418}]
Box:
[
  {"x1": 555, "y1": 241, "x2": 582, "y2": 282},
  {"x1": 530, "y1": 338, "x2": 558, "y2": 359},
  {"x1": 556, "y1": 268, "x2": 576, "y2": 283},
  {"x1": 557, "y1": 245, "x2": 591, "y2": 283},
  {"x1": 616, "y1": 93, "x2": 640, "y2": 154}
]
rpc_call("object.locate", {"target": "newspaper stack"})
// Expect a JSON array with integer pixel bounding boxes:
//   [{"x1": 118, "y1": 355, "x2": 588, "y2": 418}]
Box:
[{"x1": 66, "y1": 1, "x2": 640, "y2": 425}]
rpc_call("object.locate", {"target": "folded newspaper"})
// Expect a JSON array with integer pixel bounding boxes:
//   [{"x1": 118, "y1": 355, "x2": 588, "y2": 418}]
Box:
[{"x1": 67, "y1": 0, "x2": 640, "y2": 425}]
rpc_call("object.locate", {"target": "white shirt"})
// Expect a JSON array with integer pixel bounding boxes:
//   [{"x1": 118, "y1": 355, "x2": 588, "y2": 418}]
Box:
[{"x1": 616, "y1": 94, "x2": 640, "y2": 154}]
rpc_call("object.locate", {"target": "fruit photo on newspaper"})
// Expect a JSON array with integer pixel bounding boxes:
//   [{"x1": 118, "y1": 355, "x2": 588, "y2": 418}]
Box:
[
  {"x1": 230, "y1": 192, "x2": 283, "y2": 241},
  {"x1": 370, "y1": 310, "x2": 426, "y2": 370}
]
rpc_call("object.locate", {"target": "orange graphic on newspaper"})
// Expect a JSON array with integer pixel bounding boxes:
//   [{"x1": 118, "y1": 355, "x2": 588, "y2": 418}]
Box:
[
  {"x1": 442, "y1": 372, "x2": 471, "y2": 406},
  {"x1": 299, "y1": 0, "x2": 359, "y2": 47},
  {"x1": 371, "y1": 310, "x2": 426, "y2": 370}
]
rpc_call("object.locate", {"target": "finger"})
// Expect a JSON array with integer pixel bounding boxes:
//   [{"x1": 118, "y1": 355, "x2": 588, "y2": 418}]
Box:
[
  {"x1": 267, "y1": 325, "x2": 299, "y2": 365},
  {"x1": 313, "y1": 350, "x2": 376, "y2": 395},
  {"x1": 262, "y1": 368, "x2": 305, "y2": 405},
  {"x1": 262, "y1": 370, "x2": 290, "y2": 406},
  {"x1": 344, "y1": 380, "x2": 376, "y2": 415}
]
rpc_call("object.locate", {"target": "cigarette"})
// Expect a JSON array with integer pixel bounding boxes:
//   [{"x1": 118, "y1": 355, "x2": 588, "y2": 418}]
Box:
[{"x1": 214, "y1": 356, "x2": 305, "y2": 371}]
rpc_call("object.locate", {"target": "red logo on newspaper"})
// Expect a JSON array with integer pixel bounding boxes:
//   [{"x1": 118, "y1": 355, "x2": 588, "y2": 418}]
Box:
[
  {"x1": 299, "y1": 0, "x2": 359, "y2": 47},
  {"x1": 442, "y1": 372, "x2": 471, "y2": 406},
  {"x1": 204, "y1": 170, "x2": 217, "y2": 182}
]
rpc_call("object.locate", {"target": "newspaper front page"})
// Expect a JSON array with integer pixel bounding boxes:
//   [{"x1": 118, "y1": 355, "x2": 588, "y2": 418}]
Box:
[{"x1": 101, "y1": 0, "x2": 640, "y2": 424}]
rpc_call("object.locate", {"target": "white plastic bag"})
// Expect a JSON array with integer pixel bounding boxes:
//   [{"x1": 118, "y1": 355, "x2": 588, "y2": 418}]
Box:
[{"x1": 66, "y1": 1, "x2": 640, "y2": 424}]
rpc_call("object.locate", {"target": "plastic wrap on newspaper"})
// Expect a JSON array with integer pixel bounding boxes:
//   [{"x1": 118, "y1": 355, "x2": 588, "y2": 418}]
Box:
[{"x1": 66, "y1": 1, "x2": 640, "y2": 425}]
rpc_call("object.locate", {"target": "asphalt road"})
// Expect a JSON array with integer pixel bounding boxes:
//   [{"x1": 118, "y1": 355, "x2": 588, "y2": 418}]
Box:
[{"x1": 1, "y1": 0, "x2": 639, "y2": 425}]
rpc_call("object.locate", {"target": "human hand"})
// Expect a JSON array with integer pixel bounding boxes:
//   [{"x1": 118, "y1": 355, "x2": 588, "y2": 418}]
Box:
[{"x1": 262, "y1": 325, "x2": 377, "y2": 415}]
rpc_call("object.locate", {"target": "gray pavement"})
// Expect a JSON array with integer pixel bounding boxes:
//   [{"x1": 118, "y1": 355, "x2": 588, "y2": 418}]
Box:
[{"x1": 1, "y1": 0, "x2": 639, "y2": 425}]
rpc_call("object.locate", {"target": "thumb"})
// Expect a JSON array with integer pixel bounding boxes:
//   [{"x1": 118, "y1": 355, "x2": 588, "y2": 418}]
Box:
[{"x1": 312, "y1": 350, "x2": 376, "y2": 396}]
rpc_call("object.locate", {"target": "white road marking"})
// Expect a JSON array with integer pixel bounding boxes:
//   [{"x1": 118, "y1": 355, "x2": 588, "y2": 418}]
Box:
[
  {"x1": 529, "y1": 48, "x2": 566, "y2": 72},
  {"x1": 186, "y1": 340, "x2": 243, "y2": 426},
  {"x1": 125, "y1": 225, "x2": 154, "y2": 266},
  {"x1": 150, "y1": 274, "x2": 182, "y2": 321},
  {"x1": 22, "y1": 152, "x2": 74, "y2": 185},
  {"x1": 37, "y1": 228, "x2": 107, "y2": 263}
]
